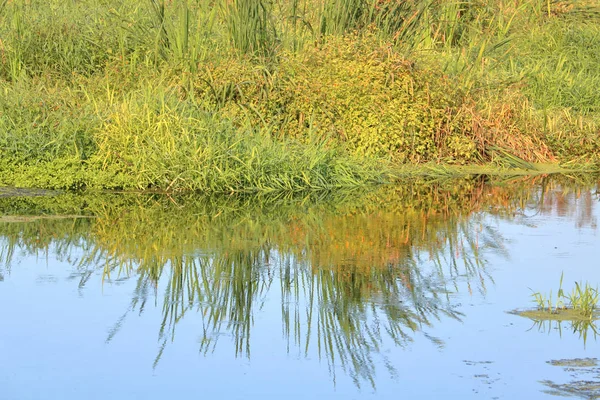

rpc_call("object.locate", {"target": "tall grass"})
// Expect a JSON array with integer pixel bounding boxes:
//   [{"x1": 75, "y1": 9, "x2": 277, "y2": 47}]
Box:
[
  {"x1": 1, "y1": 0, "x2": 599, "y2": 191},
  {"x1": 224, "y1": 0, "x2": 277, "y2": 56},
  {"x1": 92, "y1": 95, "x2": 389, "y2": 192},
  {"x1": 510, "y1": 16, "x2": 600, "y2": 114}
]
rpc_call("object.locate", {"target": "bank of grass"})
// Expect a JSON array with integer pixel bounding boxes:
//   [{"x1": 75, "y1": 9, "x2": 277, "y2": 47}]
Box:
[{"x1": 0, "y1": 0, "x2": 599, "y2": 192}]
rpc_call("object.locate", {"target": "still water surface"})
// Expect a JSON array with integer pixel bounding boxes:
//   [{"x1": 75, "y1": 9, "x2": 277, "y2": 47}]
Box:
[{"x1": 0, "y1": 176, "x2": 599, "y2": 399}]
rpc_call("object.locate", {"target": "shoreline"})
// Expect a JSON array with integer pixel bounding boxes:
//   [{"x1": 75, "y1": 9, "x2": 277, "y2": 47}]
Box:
[{"x1": 1, "y1": 162, "x2": 598, "y2": 195}]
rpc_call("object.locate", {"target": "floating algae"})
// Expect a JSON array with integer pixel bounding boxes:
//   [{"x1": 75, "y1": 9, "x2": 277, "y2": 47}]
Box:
[
  {"x1": 516, "y1": 308, "x2": 600, "y2": 322},
  {"x1": 0, "y1": 215, "x2": 94, "y2": 223},
  {"x1": 0, "y1": 187, "x2": 59, "y2": 198},
  {"x1": 542, "y1": 358, "x2": 600, "y2": 399},
  {"x1": 509, "y1": 309, "x2": 599, "y2": 346},
  {"x1": 549, "y1": 358, "x2": 598, "y2": 368}
]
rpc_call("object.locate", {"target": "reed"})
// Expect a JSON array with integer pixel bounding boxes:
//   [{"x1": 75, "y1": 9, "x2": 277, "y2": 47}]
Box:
[
  {"x1": 224, "y1": 0, "x2": 277, "y2": 56},
  {"x1": 530, "y1": 273, "x2": 599, "y2": 320},
  {"x1": 1, "y1": 0, "x2": 599, "y2": 192}
]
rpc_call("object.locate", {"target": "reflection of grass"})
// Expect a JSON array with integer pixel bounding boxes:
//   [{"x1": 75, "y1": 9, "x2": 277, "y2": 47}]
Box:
[
  {"x1": 91, "y1": 179, "x2": 496, "y2": 384},
  {"x1": 281, "y1": 262, "x2": 463, "y2": 387},
  {"x1": 1, "y1": 175, "x2": 598, "y2": 387},
  {"x1": 517, "y1": 311, "x2": 599, "y2": 348}
]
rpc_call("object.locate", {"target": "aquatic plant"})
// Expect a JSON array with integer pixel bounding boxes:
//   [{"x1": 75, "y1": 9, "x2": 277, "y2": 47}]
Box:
[
  {"x1": 530, "y1": 273, "x2": 599, "y2": 320},
  {"x1": 568, "y1": 281, "x2": 600, "y2": 318}
]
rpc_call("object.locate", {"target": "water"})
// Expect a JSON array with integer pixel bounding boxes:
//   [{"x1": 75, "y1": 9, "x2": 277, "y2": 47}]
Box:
[{"x1": 1, "y1": 176, "x2": 599, "y2": 399}]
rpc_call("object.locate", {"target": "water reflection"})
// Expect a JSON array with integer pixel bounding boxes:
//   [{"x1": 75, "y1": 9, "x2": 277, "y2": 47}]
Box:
[
  {"x1": 0, "y1": 175, "x2": 598, "y2": 388},
  {"x1": 527, "y1": 318, "x2": 599, "y2": 348}
]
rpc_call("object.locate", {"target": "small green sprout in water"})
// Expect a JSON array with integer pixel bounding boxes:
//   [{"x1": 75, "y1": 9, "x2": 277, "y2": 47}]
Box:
[
  {"x1": 529, "y1": 273, "x2": 599, "y2": 320},
  {"x1": 530, "y1": 272, "x2": 567, "y2": 314}
]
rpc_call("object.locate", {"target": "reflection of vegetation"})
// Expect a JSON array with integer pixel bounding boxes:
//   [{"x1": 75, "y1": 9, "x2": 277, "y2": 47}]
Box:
[
  {"x1": 524, "y1": 317, "x2": 599, "y2": 348},
  {"x1": 281, "y1": 262, "x2": 463, "y2": 386},
  {"x1": 0, "y1": 175, "x2": 599, "y2": 387},
  {"x1": 84, "y1": 178, "x2": 502, "y2": 387},
  {"x1": 526, "y1": 175, "x2": 600, "y2": 229}
]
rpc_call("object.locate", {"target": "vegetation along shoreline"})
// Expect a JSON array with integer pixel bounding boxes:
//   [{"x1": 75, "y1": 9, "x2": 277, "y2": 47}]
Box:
[{"x1": 1, "y1": 0, "x2": 599, "y2": 193}]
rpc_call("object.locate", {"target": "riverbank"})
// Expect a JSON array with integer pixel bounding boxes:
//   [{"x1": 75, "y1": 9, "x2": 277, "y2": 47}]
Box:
[{"x1": 1, "y1": 0, "x2": 599, "y2": 192}]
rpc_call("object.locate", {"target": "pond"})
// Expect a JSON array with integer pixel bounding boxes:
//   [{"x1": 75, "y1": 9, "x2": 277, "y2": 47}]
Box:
[{"x1": 1, "y1": 175, "x2": 599, "y2": 399}]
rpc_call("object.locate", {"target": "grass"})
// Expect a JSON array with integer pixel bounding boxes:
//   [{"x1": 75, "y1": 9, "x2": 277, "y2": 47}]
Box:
[
  {"x1": 0, "y1": 0, "x2": 599, "y2": 192},
  {"x1": 528, "y1": 273, "x2": 599, "y2": 320}
]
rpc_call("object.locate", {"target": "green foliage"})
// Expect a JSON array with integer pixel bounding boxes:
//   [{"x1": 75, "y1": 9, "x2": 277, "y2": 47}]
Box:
[
  {"x1": 224, "y1": 0, "x2": 277, "y2": 56},
  {"x1": 0, "y1": 80, "x2": 99, "y2": 164},
  {"x1": 197, "y1": 34, "x2": 553, "y2": 164},
  {"x1": 194, "y1": 34, "x2": 486, "y2": 163},
  {"x1": 277, "y1": 35, "x2": 455, "y2": 162},
  {"x1": 508, "y1": 15, "x2": 600, "y2": 114},
  {"x1": 0, "y1": 0, "x2": 599, "y2": 192},
  {"x1": 90, "y1": 89, "x2": 389, "y2": 192},
  {"x1": 0, "y1": 158, "x2": 90, "y2": 190},
  {"x1": 0, "y1": 0, "x2": 118, "y2": 80}
]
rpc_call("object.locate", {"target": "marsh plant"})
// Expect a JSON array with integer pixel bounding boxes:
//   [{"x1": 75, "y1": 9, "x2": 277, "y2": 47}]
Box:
[
  {"x1": 1, "y1": 0, "x2": 600, "y2": 191},
  {"x1": 530, "y1": 273, "x2": 599, "y2": 320}
]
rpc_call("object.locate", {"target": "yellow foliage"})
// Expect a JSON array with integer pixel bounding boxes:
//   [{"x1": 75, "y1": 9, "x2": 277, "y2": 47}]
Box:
[{"x1": 191, "y1": 33, "x2": 554, "y2": 164}]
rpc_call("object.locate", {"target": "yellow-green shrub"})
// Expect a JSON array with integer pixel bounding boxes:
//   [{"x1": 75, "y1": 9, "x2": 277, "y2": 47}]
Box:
[
  {"x1": 195, "y1": 34, "x2": 560, "y2": 164},
  {"x1": 193, "y1": 34, "x2": 483, "y2": 163}
]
